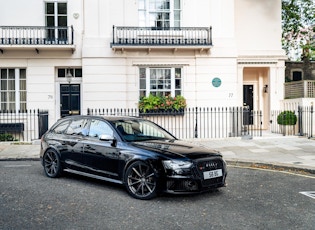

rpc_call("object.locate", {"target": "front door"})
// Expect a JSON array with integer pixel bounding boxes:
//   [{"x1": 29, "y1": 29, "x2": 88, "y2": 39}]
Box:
[
  {"x1": 60, "y1": 84, "x2": 81, "y2": 117},
  {"x1": 243, "y1": 85, "x2": 254, "y2": 125}
]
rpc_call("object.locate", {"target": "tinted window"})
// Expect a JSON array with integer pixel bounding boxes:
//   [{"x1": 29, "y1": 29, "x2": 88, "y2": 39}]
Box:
[
  {"x1": 89, "y1": 119, "x2": 113, "y2": 138},
  {"x1": 51, "y1": 120, "x2": 71, "y2": 134},
  {"x1": 65, "y1": 119, "x2": 89, "y2": 136}
]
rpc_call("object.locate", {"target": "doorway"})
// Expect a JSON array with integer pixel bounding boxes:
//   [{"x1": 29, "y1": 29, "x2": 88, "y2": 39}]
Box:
[
  {"x1": 243, "y1": 85, "x2": 253, "y2": 125},
  {"x1": 60, "y1": 84, "x2": 81, "y2": 117}
]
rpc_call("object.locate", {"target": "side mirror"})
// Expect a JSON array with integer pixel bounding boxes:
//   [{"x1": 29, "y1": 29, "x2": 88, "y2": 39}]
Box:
[
  {"x1": 99, "y1": 134, "x2": 114, "y2": 141},
  {"x1": 99, "y1": 134, "x2": 117, "y2": 147}
]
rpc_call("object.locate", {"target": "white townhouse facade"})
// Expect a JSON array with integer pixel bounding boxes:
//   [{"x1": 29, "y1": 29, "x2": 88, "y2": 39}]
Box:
[{"x1": 0, "y1": 0, "x2": 286, "y2": 129}]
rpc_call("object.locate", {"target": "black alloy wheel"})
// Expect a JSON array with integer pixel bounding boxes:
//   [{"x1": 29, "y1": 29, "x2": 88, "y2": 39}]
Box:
[
  {"x1": 43, "y1": 149, "x2": 62, "y2": 178},
  {"x1": 125, "y1": 161, "x2": 158, "y2": 200}
]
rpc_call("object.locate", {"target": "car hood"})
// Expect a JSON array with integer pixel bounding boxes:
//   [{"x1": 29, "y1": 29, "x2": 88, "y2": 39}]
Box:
[{"x1": 130, "y1": 139, "x2": 221, "y2": 160}]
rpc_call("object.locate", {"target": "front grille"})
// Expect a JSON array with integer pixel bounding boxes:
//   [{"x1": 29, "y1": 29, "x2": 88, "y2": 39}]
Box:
[
  {"x1": 195, "y1": 158, "x2": 225, "y2": 187},
  {"x1": 166, "y1": 179, "x2": 199, "y2": 192},
  {"x1": 196, "y1": 159, "x2": 223, "y2": 172}
]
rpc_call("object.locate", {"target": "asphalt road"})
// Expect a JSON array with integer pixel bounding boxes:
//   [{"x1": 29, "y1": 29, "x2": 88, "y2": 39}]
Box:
[{"x1": 1, "y1": 161, "x2": 314, "y2": 230}]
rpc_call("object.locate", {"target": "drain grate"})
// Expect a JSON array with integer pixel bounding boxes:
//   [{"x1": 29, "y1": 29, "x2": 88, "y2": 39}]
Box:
[{"x1": 299, "y1": 191, "x2": 315, "y2": 199}]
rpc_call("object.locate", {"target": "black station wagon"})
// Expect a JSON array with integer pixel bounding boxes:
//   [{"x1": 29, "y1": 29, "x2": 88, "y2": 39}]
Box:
[{"x1": 40, "y1": 115, "x2": 227, "y2": 199}]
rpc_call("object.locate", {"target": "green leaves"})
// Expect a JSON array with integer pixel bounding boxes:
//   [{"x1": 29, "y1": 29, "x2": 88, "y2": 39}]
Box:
[
  {"x1": 282, "y1": 0, "x2": 315, "y2": 60},
  {"x1": 277, "y1": 110, "x2": 297, "y2": 125},
  {"x1": 138, "y1": 94, "x2": 187, "y2": 112}
]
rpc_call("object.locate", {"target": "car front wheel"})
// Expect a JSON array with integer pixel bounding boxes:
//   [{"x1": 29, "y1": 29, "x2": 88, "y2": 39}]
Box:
[
  {"x1": 124, "y1": 161, "x2": 158, "y2": 200},
  {"x1": 43, "y1": 149, "x2": 62, "y2": 178}
]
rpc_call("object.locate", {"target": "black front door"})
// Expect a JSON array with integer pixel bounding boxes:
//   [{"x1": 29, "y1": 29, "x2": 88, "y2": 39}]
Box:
[
  {"x1": 60, "y1": 84, "x2": 81, "y2": 117},
  {"x1": 243, "y1": 85, "x2": 254, "y2": 125}
]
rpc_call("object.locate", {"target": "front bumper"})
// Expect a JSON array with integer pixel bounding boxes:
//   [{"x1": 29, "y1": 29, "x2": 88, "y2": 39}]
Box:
[{"x1": 163, "y1": 157, "x2": 227, "y2": 194}]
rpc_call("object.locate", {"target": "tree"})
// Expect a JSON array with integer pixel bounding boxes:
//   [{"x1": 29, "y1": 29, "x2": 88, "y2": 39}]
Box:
[{"x1": 282, "y1": 0, "x2": 315, "y2": 61}]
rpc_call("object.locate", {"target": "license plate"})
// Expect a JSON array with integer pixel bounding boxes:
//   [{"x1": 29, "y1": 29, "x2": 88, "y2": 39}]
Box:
[{"x1": 203, "y1": 169, "x2": 223, "y2": 180}]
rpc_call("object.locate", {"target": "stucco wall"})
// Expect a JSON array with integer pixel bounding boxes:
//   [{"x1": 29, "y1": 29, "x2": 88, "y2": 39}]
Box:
[{"x1": 0, "y1": 0, "x2": 286, "y2": 124}]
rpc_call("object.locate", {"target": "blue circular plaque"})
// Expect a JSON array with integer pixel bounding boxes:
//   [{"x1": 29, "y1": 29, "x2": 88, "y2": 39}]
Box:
[{"x1": 212, "y1": 77, "x2": 221, "y2": 87}]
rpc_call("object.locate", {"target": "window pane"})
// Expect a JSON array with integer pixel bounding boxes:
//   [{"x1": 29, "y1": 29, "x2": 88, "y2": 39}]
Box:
[
  {"x1": 8, "y1": 103, "x2": 15, "y2": 110},
  {"x1": 175, "y1": 68, "x2": 181, "y2": 78},
  {"x1": 46, "y1": 3, "x2": 54, "y2": 14},
  {"x1": 75, "y1": 69, "x2": 82, "y2": 77},
  {"x1": 174, "y1": 11, "x2": 180, "y2": 20},
  {"x1": 1, "y1": 80, "x2": 6, "y2": 90},
  {"x1": 66, "y1": 119, "x2": 89, "y2": 136},
  {"x1": 58, "y1": 3, "x2": 67, "y2": 14},
  {"x1": 140, "y1": 68, "x2": 146, "y2": 78},
  {"x1": 20, "y1": 102, "x2": 26, "y2": 111},
  {"x1": 174, "y1": 0, "x2": 180, "y2": 9},
  {"x1": 1, "y1": 92, "x2": 6, "y2": 101},
  {"x1": 9, "y1": 92, "x2": 15, "y2": 101},
  {"x1": 58, "y1": 69, "x2": 65, "y2": 77},
  {"x1": 140, "y1": 90, "x2": 146, "y2": 97},
  {"x1": 8, "y1": 80, "x2": 15, "y2": 90},
  {"x1": 20, "y1": 91, "x2": 26, "y2": 101},
  {"x1": 53, "y1": 120, "x2": 71, "y2": 134},
  {"x1": 20, "y1": 79, "x2": 26, "y2": 90},
  {"x1": 175, "y1": 79, "x2": 181, "y2": 89},
  {"x1": 46, "y1": 16, "x2": 55, "y2": 27},
  {"x1": 1, "y1": 69, "x2": 7, "y2": 79},
  {"x1": 58, "y1": 16, "x2": 67, "y2": 26},
  {"x1": 8, "y1": 69, "x2": 15, "y2": 79},
  {"x1": 140, "y1": 79, "x2": 146, "y2": 89},
  {"x1": 20, "y1": 69, "x2": 26, "y2": 79},
  {"x1": 89, "y1": 120, "x2": 113, "y2": 138}
]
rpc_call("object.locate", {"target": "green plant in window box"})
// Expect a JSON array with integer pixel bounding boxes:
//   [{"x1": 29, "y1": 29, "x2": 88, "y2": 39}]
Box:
[{"x1": 138, "y1": 94, "x2": 186, "y2": 114}]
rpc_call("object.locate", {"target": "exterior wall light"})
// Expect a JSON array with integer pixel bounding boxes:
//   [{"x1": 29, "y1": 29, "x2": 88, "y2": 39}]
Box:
[
  {"x1": 263, "y1": 84, "x2": 268, "y2": 93},
  {"x1": 66, "y1": 69, "x2": 73, "y2": 84}
]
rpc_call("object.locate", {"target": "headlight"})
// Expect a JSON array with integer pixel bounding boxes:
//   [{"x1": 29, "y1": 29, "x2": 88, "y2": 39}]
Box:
[{"x1": 162, "y1": 160, "x2": 192, "y2": 170}]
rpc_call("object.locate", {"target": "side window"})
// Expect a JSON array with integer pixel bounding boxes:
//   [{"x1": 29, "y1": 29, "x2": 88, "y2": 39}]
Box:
[
  {"x1": 89, "y1": 119, "x2": 113, "y2": 138},
  {"x1": 51, "y1": 120, "x2": 71, "y2": 134},
  {"x1": 65, "y1": 119, "x2": 89, "y2": 136}
]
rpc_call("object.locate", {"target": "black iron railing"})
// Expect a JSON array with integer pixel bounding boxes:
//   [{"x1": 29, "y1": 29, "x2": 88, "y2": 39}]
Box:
[
  {"x1": 87, "y1": 107, "x2": 262, "y2": 139},
  {"x1": 0, "y1": 110, "x2": 48, "y2": 142},
  {"x1": 270, "y1": 106, "x2": 314, "y2": 138},
  {"x1": 0, "y1": 26, "x2": 74, "y2": 45},
  {"x1": 111, "y1": 26, "x2": 212, "y2": 47}
]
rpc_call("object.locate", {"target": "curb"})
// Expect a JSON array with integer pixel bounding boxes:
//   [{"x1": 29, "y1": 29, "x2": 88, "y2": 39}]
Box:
[
  {"x1": 227, "y1": 160, "x2": 315, "y2": 176},
  {"x1": 0, "y1": 157, "x2": 40, "y2": 161}
]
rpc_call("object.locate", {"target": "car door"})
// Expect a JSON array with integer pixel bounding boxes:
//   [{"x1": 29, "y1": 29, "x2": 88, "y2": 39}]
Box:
[
  {"x1": 82, "y1": 118, "x2": 121, "y2": 180},
  {"x1": 62, "y1": 118, "x2": 88, "y2": 171}
]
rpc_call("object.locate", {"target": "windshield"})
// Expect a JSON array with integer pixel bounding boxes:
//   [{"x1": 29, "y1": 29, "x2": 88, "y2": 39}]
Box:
[{"x1": 111, "y1": 119, "x2": 176, "y2": 142}]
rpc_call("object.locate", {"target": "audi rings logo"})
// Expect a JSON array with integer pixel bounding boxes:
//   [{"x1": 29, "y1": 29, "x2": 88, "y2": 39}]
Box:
[{"x1": 205, "y1": 162, "x2": 218, "y2": 169}]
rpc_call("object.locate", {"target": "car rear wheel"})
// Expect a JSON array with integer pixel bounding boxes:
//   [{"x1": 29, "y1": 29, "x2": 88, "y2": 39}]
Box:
[
  {"x1": 125, "y1": 161, "x2": 157, "y2": 200},
  {"x1": 43, "y1": 149, "x2": 62, "y2": 178}
]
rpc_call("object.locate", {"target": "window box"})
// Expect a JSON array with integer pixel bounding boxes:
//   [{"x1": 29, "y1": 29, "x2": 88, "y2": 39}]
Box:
[
  {"x1": 139, "y1": 108, "x2": 185, "y2": 116},
  {"x1": 138, "y1": 94, "x2": 186, "y2": 116}
]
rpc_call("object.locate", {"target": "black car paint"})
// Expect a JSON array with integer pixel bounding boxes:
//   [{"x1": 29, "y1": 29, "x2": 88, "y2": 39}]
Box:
[{"x1": 40, "y1": 115, "x2": 227, "y2": 198}]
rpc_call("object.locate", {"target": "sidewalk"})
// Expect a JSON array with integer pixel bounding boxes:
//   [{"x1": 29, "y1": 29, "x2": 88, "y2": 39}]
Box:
[
  {"x1": 196, "y1": 135, "x2": 315, "y2": 175},
  {"x1": 1, "y1": 135, "x2": 315, "y2": 174}
]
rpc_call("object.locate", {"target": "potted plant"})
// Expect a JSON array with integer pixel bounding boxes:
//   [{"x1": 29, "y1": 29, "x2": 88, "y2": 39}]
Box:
[
  {"x1": 138, "y1": 94, "x2": 186, "y2": 115},
  {"x1": 277, "y1": 110, "x2": 297, "y2": 135}
]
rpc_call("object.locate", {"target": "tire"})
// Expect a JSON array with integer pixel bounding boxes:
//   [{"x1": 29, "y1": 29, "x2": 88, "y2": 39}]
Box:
[
  {"x1": 124, "y1": 161, "x2": 158, "y2": 200},
  {"x1": 43, "y1": 149, "x2": 62, "y2": 178}
]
